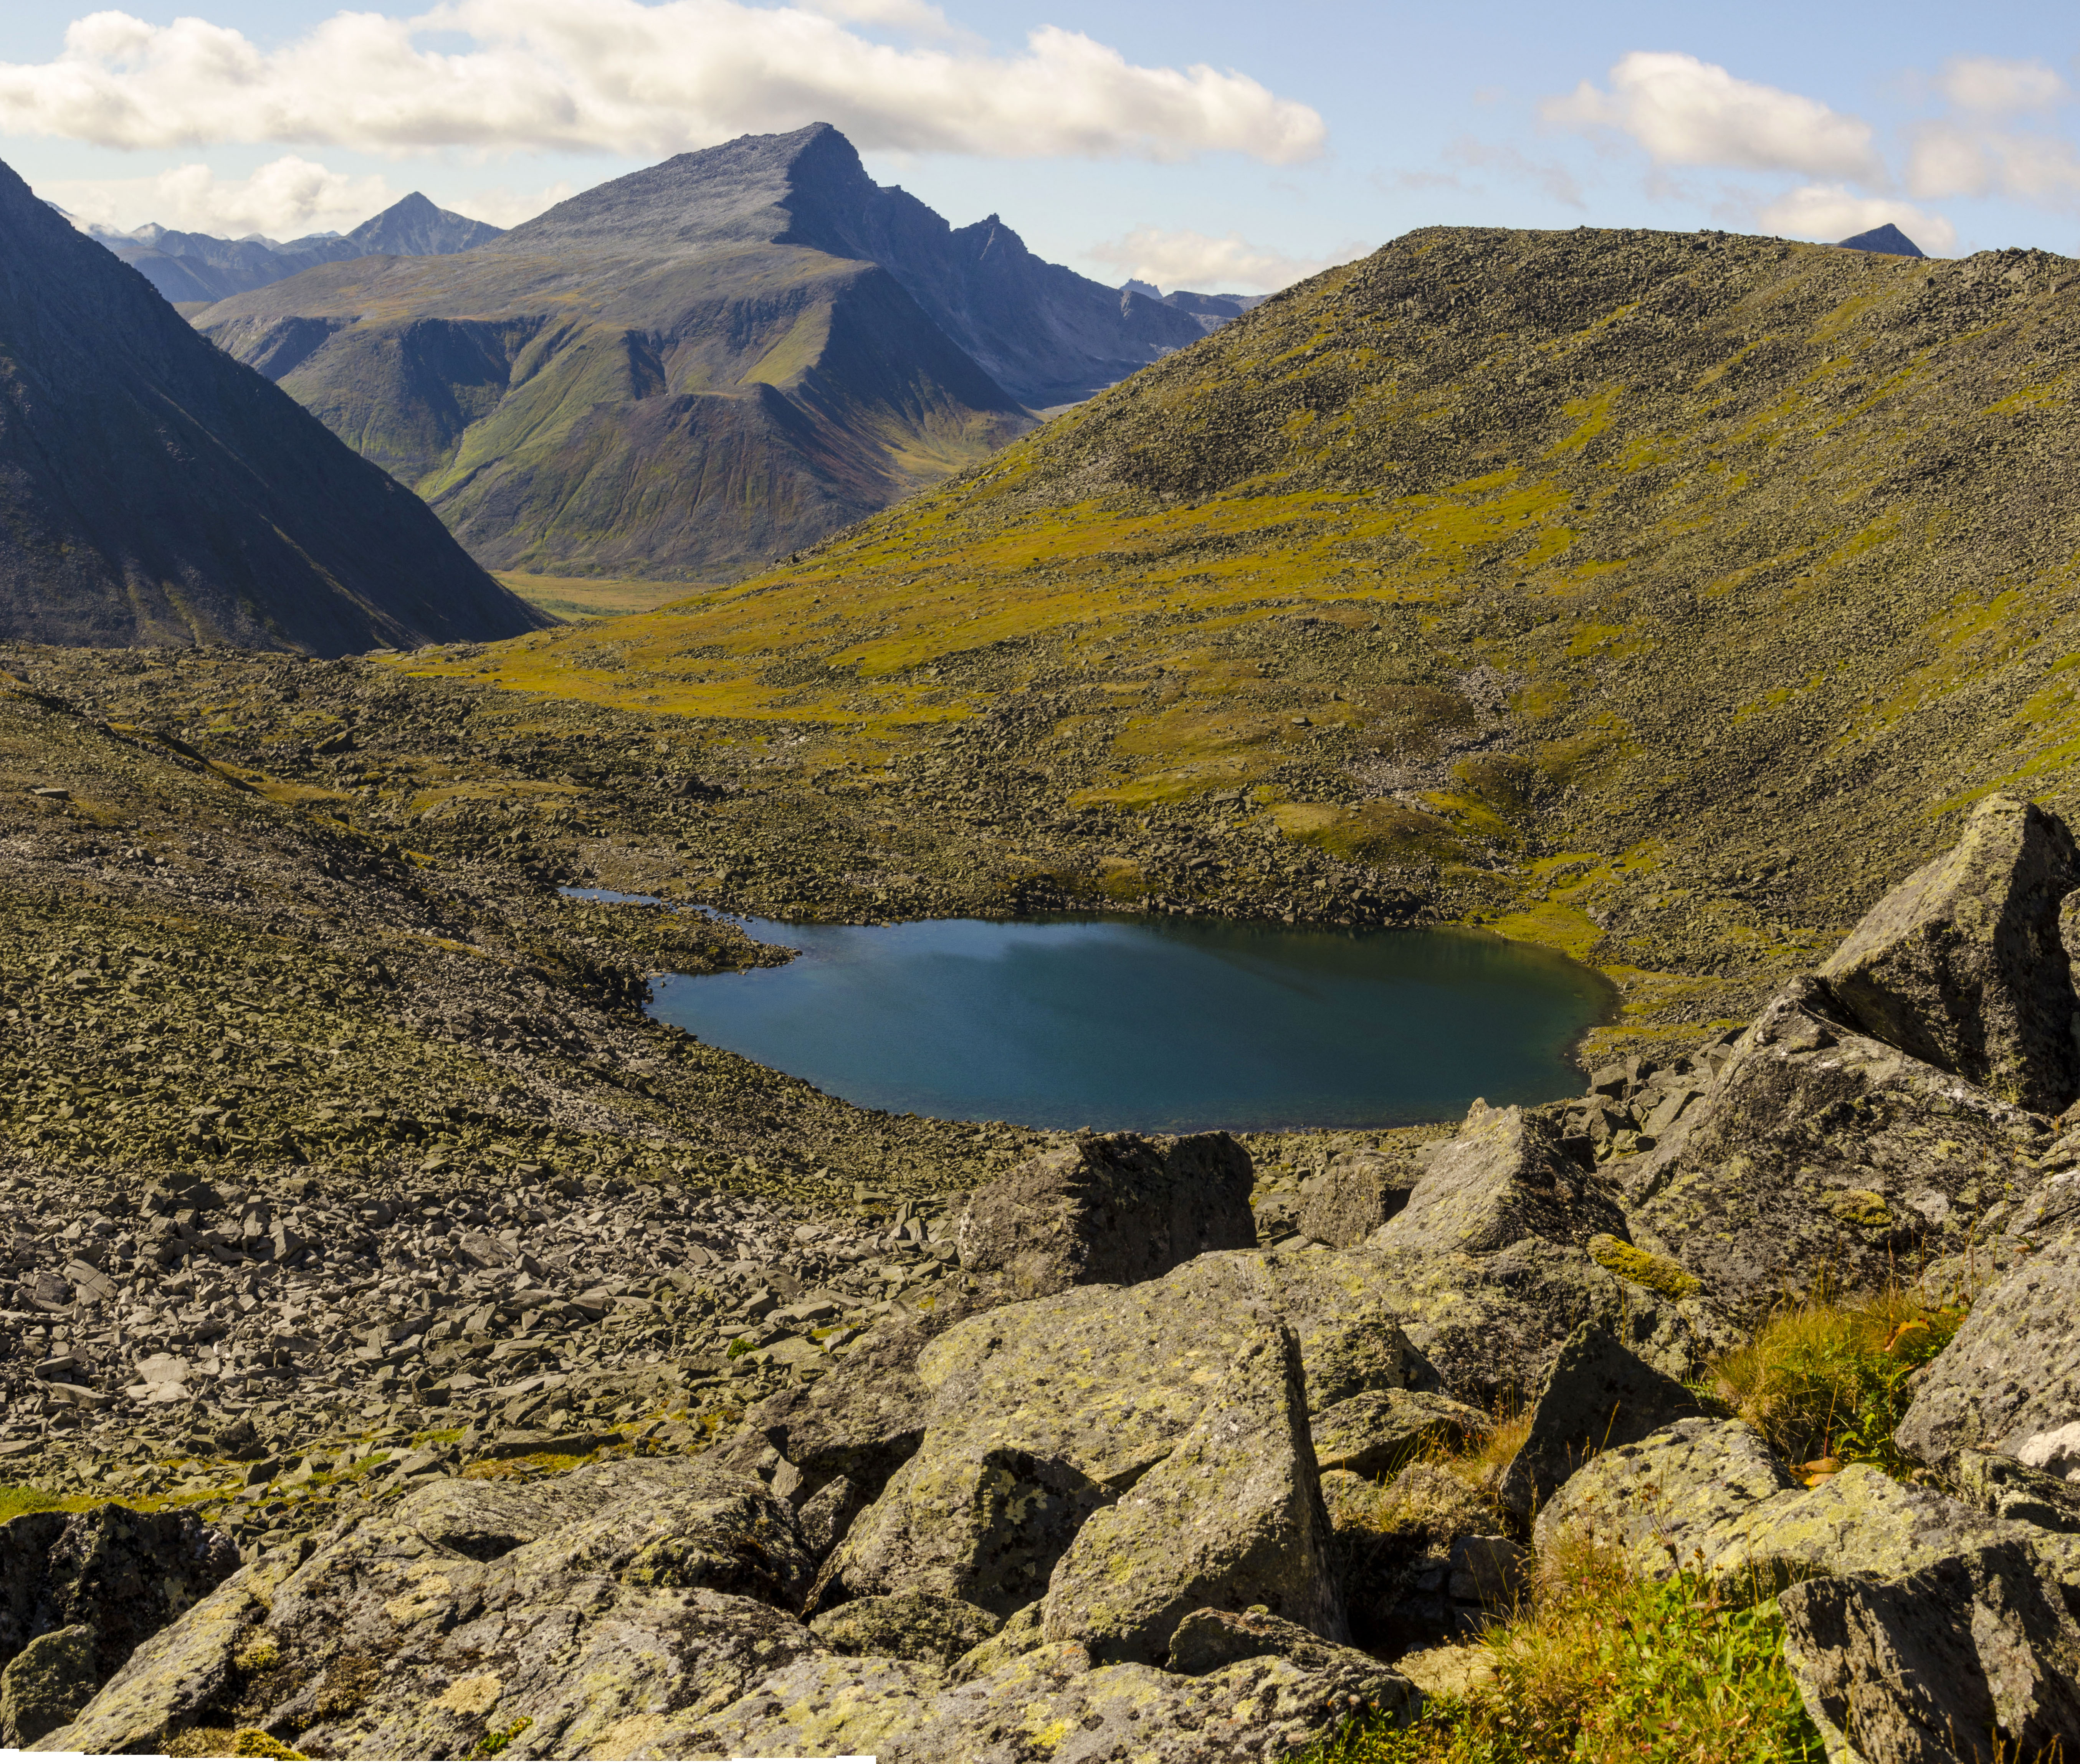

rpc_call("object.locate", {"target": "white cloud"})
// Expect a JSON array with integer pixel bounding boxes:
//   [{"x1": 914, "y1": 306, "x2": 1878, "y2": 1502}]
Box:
[
  {"x1": 1088, "y1": 225, "x2": 1355, "y2": 294},
  {"x1": 37, "y1": 155, "x2": 399, "y2": 238},
  {"x1": 1908, "y1": 120, "x2": 2080, "y2": 206},
  {"x1": 0, "y1": 2, "x2": 1325, "y2": 164},
  {"x1": 1757, "y1": 183, "x2": 1956, "y2": 253},
  {"x1": 1544, "y1": 51, "x2": 1883, "y2": 182},
  {"x1": 443, "y1": 180, "x2": 578, "y2": 229},
  {"x1": 1939, "y1": 56, "x2": 2067, "y2": 114}
]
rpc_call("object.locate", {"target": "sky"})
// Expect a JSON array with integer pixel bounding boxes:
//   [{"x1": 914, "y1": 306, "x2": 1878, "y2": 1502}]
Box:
[{"x1": 2, "y1": 1, "x2": 2077, "y2": 291}]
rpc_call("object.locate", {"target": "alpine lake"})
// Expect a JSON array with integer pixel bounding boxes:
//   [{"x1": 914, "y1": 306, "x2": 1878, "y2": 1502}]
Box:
[{"x1": 588, "y1": 898, "x2": 1615, "y2": 1132}]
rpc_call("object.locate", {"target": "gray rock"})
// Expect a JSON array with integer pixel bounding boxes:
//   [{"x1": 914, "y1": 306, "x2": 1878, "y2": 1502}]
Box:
[
  {"x1": 1947, "y1": 1450, "x2": 2080, "y2": 1534},
  {"x1": 0, "y1": 1625, "x2": 97, "y2": 1747},
  {"x1": 1298, "y1": 1151, "x2": 1409, "y2": 1248},
  {"x1": 1372, "y1": 1101, "x2": 1625, "y2": 1255},
  {"x1": 810, "y1": 1590, "x2": 1002, "y2": 1665},
  {"x1": 1496, "y1": 1321, "x2": 1703, "y2": 1516},
  {"x1": 0, "y1": 1504, "x2": 237, "y2": 1690},
  {"x1": 1166, "y1": 1605, "x2": 1391, "y2": 1678},
  {"x1": 954, "y1": 1130, "x2": 1256, "y2": 1299},
  {"x1": 1896, "y1": 1228, "x2": 2080, "y2": 1471},
  {"x1": 1040, "y1": 1323, "x2": 1345, "y2": 1664},
  {"x1": 1779, "y1": 1543, "x2": 2080, "y2": 1764},
  {"x1": 1817, "y1": 792, "x2": 2080, "y2": 1114},
  {"x1": 1622, "y1": 977, "x2": 2041, "y2": 1320},
  {"x1": 1309, "y1": 1388, "x2": 1490, "y2": 1480}
]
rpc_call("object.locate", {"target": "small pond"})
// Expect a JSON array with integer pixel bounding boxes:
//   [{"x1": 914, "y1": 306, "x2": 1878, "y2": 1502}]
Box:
[{"x1": 626, "y1": 908, "x2": 1611, "y2": 1132}]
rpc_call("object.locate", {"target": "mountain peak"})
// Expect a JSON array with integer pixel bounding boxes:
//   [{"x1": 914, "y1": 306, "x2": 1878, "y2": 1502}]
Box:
[
  {"x1": 347, "y1": 192, "x2": 503, "y2": 258},
  {"x1": 1836, "y1": 221, "x2": 1925, "y2": 258}
]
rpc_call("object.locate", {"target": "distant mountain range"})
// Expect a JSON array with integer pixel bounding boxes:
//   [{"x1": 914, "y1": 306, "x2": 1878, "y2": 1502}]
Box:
[
  {"x1": 0, "y1": 158, "x2": 546, "y2": 654},
  {"x1": 1121, "y1": 279, "x2": 1269, "y2": 333},
  {"x1": 57, "y1": 192, "x2": 504, "y2": 305},
  {"x1": 193, "y1": 125, "x2": 1224, "y2": 581}
]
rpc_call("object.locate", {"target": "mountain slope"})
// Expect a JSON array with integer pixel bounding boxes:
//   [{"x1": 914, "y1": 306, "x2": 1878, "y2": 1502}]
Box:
[
  {"x1": 195, "y1": 126, "x2": 1207, "y2": 578},
  {"x1": 0, "y1": 157, "x2": 548, "y2": 654},
  {"x1": 407, "y1": 224, "x2": 2080, "y2": 1035},
  {"x1": 85, "y1": 193, "x2": 502, "y2": 304}
]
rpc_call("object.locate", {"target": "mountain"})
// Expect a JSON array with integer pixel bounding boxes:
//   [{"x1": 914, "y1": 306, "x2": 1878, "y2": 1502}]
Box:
[
  {"x1": 445, "y1": 224, "x2": 2080, "y2": 1013},
  {"x1": 1122, "y1": 278, "x2": 1270, "y2": 332},
  {"x1": 0, "y1": 155, "x2": 548, "y2": 654},
  {"x1": 1836, "y1": 222, "x2": 1925, "y2": 257},
  {"x1": 80, "y1": 193, "x2": 503, "y2": 304},
  {"x1": 192, "y1": 125, "x2": 1209, "y2": 579}
]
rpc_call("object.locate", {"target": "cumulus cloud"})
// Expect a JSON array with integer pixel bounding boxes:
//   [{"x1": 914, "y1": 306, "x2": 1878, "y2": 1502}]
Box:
[
  {"x1": 0, "y1": 2, "x2": 1325, "y2": 164},
  {"x1": 1088, "y1": 225, "x2": 1356, "y2": 294},
  {"x1": 1756, "y1": 183, "x2": 1956, "y2": 253},
  {"x1": 1908, "y1": 121, "x2": 2080, "y2": 206},
  {"x1": 1939, "y1": 56, "x2": 2068, "y2": 114},
  {"x1": 38, "y1": 155, "x2": 400, "y2": 238},
  {"x1": 1544, "y1": 51, "x2": 1883, "y2": 182}
]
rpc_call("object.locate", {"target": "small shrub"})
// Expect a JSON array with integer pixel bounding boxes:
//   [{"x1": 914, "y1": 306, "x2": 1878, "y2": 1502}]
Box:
[
  {"x1": 1709, "y1": 1289, "x2": 1963, "y2": 1475},
  {"x1": 1295, "y1": 1552, "x2": 1822, "y2": 1764},
  {"x1": 231, "y1": 1729, "x2": 309, "y2": 1759},
  {"x1": 474, "y1": 1714, "x2": 534, "y2": 1758}
]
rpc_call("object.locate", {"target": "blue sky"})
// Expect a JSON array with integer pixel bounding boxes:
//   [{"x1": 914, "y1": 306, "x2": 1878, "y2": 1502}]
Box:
[{"x1": 3, "y1": 0, "x2": 2076, "y2": 288}]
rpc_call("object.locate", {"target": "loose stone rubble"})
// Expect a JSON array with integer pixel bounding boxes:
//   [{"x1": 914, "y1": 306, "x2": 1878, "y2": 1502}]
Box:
[{"x1": 11, "y1": 793, "x2": 2080, "y2": 1760}]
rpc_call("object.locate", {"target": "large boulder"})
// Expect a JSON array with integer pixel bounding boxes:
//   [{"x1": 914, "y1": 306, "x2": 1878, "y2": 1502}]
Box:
[
  {"x1": 819, "y1": 1257, "x2": 1346, "y2": 1666},
  {"x1": 1895, "y1": 1227, "x2": 2080, "y2": 1472},
  {"x1": 1371, "y1": 1101, "x2": 1625, "y2": 1255},
  {"x1": 0, "y1": 1504, "x2": 236, "y2": 1695},
  {"x1": 1495, "y1": 1322, "x2": 1702, "y2": 1517},
  {"x1": 0, "y1": 1625, "x2": 96, "y2": 1747},
  {"x1": 1308, "y1": 1388, "x2": 1490, "y2": 1480},
  {"x1": 954, "y1": 1130, "x2": 1256, "y2": 1299},
  {"x1": 1817, "y1": 793, "x2": 2080, "y2": 1114},
  {"x1": 39, "y1": 1455, "x2": 1417, "y2": 1762},
  {"x1": 1040, "y1": 1326, "x2": 1346, "y2": 1663},
  {"x1": 1619, "y1": 977, "x2": 2043, "y2": 1320},
  {"x1": 1298, "y1": 1149, "x2": 1411, "y2": 1248},
  {"x1": 1779, "y1": 1544, "x2": 2080, "y2": 1764}
]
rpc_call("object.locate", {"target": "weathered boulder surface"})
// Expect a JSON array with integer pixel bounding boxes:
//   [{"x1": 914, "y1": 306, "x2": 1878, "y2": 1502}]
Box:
[
  {"x1": 1495, "y1": 1322, "x2": 1701, "y2": 1517},
  {"x1": 1817, "y1": 792, "x2": 2080, "y2": 1114},
  {"x1": 954, "y1": 1130, "x2": 1256, "y2": 1299},
  {"x1": 37, "y1": 1454, "x2": 1416, "y2": 1762},
  {"x1": 1371, "y1": 1102, "x2": 1624, "y2": 1255},
  {"x1": 1321, "y1": 1463, "x2": 1519, "y2": 1656},
  {"x1": 1298, "y1": 1149, "x2": 1410, "y2": 1248},
  {"x1": 821, "y1": 1256, "x2": 1347, "y2": 1667},
  {"x1": 1309, "y1": 1388, "x2": 1490, "y2": 1479},
  {"x1": 1779, "y1": 1544, "x2": 2080, "y2": 1764},
  {"x1": 810, "y1": 1590, "x2": 1002, "y2": 1665},
  {"x1": 0, "y1": 1504, "x2": 237, "y2": 1693},
  {"x1": 0, "y1": 1624, "x2": 96, "y2": 1747},
  {"x1": 1620, "y1": 977, "x2": 2042, "y2": 1319},
  {"x1": 1895, "y1": 1227, "x2": 2080, "y2": 1471},
  {"x1": 1040, "y1": 1328, "x2": 1345, "y2": 1663}
]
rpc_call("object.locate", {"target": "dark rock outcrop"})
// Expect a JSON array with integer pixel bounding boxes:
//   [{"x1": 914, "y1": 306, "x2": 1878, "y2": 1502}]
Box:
[
  {"x1": 955, "y1": 1129, "x2": 1256, "y2": 1298},
  {"x1": 1817, "y1": 793, "x2": 2080, "y2": 1113},
  {"x1": 0, "y1": 154, "x2": 548, "y2": 654}
]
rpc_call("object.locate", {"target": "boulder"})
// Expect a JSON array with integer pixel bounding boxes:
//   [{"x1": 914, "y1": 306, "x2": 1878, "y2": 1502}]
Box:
[
  {"x1": 1621, "y1": 977, "x2": 2042, "y2": 1320},
  {"x1": 1817, "y1": 793, "x2": 2080, "y2": 1114},
  {"x1": 1040, "y1": 1326, "x2": 1345, "y2": 1663},
  {"x1": 954, "y1": 1130, "x2": 1256, "y2": 1299},
  {"x1": 1371, "y1": 1101, "x2": 1625, "y2": 1255},
  {"x1": 1533, "y1": 1419, "x2": 1799, "y2": 1576},
  {"x1": 0, "y1": 1504, "x2": 237, "y2": 1690},
  {"x1": 1895, "y1": 1228, "x2": 2080, "y2": 1471},
  {"x1": 1309, "y1": 1388, "x2": 1490, "y2": 1480},
  {"x1": 1496, "y1": 1321, "x2": 1703, "y2": 1516},
  {"x1": 1947, "y1": 1450, "x2": 2080, "y2": 1535},
  {"x1": 1779, "y1": 1543, "x2": 2080, "y2": 1764},
  {"x1": 810, "y1": 1591, "x2": 1002, "y2": 1665},
  {"x1": 822, "y1": 1258, "x2": 1345, "y2": 1665},
  {"x1": 39, "y1": 1456, "x2": 1417, "y2": 1764},
  {"x1": 1166, "y1": 1605, "x2": 1380, "y2": 1676},
  {"x1": 1298, "y1": 1150, "x2": 1409, "y2": 1248},
  {"x1": 0, "y1": 1625, "x2": 96, "y2": 1747}
]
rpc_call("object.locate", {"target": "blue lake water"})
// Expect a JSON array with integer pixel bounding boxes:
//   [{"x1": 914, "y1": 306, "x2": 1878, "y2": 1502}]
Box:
[{"x1": 637, "y1": 911, "x2": 1612, "y2": 1133}]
